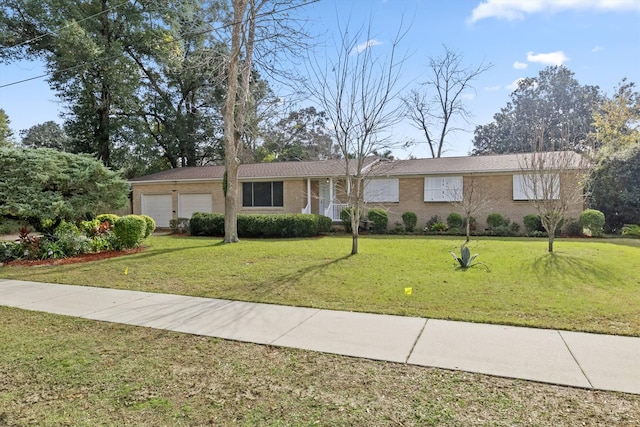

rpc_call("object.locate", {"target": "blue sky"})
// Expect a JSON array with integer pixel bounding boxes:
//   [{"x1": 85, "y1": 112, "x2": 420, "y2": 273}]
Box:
[{"x1": 1, "y1": 0, "x2": 639, "y2": 158}]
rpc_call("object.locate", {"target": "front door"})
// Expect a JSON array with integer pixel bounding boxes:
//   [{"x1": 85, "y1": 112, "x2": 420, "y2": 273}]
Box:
[{"x1": 319, "y1": 181, "x2": 330, "y2": 217}]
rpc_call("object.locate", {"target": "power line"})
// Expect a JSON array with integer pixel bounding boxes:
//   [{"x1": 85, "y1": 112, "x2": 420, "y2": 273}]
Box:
[
  {"x1": 6, "y1": 0, "x2": 133, "y2": 50},
  {"x1": 0, "y1": 0, "x2": 318, "y2": 90}
]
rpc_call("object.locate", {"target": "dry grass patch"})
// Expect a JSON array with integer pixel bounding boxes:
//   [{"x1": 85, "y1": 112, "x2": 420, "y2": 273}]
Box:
[{"x1": 1, "y1": 307, "x2": 639, "y2": 426}]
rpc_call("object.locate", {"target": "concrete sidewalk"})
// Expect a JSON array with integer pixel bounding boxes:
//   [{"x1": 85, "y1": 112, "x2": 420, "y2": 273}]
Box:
[{"x1": 1, "y1": 279, "x2": 639, "y2": 395}]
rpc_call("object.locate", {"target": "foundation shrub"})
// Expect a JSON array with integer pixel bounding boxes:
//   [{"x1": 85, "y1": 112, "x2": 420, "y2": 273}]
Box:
[
  {"x1": 564, "y1": 220, "x2": 583, "y2": 237},
  {"x1": 316, "y1": 215, "x2": 333, "y2": 233},
  {"x1": 446, "y1": 212, "x2": 464, "y2": 230},
  {"x1": 367, "y1": 208, "x2": 388, "y2": 233},
  {"x1": 580, "y1": 209, "x2": 606, "y2": 237},
  {"x1": 524, "y1": 214, "x2": 543, "y2": 234},
  {"x1": 189, "y1": 212, "x2": 224, "y2": 236},
  {"x1": 401, "y1": 211, "x2": 417, "y2": 232}
]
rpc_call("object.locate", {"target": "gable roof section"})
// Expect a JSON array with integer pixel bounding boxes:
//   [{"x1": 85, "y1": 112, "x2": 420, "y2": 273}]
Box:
[
  {"x1": 130, "y1": 157, "x2": 378, "y2": 183},
  {"x1": 130, "y1": 151, "x2": 585, "y2": 183}
]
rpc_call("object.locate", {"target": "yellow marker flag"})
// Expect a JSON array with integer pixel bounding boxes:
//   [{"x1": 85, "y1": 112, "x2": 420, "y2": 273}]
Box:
[
  {"x1": 404, "y1": 287, "x2": 412, "y2": 295},
  {"x1": 124, "y1": 267, "x2": 128, "y2": 275}
]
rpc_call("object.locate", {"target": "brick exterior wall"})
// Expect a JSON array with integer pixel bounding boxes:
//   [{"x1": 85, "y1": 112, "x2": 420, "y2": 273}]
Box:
[
  {"x1": 132, "y1": 172, "x2": 585, "y2": 231},
  {"x1": 363, "y1": 173, "x2": 584, "y2": 231}
]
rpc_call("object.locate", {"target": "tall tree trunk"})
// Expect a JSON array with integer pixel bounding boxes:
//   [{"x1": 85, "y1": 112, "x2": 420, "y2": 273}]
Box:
[
  {"x1": 96, "y1": 85, "x2": 111, "y2": 166},
  {"x1": 222, "y1": 0, "x2": 249, "y2": 243}
]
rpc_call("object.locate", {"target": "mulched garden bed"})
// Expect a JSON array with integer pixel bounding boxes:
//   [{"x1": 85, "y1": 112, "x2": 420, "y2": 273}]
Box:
[{"x1": 3, "y1": 247, "x2": 145, "y2": 267}]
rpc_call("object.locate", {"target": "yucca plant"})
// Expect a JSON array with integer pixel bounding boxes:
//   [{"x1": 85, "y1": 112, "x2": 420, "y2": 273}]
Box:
[{"x1": 450, "y1": 245, "x2": 488, "y2": 270}]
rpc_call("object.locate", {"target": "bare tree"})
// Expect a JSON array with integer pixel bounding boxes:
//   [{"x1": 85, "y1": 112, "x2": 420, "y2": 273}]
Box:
[
  {"x1": 517, "y1": 122, "x2": 588, "y2": 252},
  {"x1": 221, "y1": 0, "x2": 311, "y2": 243},
  {"x1": 404, "y1": 45, "x2": 491, "y2": 158},
  {"x1": 449, "y1": 176, "x2": 496, "y2": 243},
  {"x1": 306, "y1": 19, "x2": 408, "y2": 254}
]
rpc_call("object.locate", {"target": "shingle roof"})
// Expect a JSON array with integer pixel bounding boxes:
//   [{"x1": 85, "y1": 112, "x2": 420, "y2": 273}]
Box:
[
  {"x1": 377, "y1": 151, "x2": 585, "y2": 176},
  {"x1": 129, "y1": 152, "x2": 585, "y2": 183}
]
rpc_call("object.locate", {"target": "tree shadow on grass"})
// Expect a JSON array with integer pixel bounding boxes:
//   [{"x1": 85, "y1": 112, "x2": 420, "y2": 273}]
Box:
[
  {"x1": 530, "y1": 252, "x2": 612, "y2": 286},
  {"x1": 245, "y1": 254, "x2": 355, "y2": 301}
]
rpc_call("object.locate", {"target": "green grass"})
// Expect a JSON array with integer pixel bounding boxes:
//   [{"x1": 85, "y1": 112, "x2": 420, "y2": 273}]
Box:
[
  {"x1": 2, "y1": 235, "x2": 640, "y2": 336},
  {"x1": 2, "y1": 308, "x2": 639, "y2": 426}
]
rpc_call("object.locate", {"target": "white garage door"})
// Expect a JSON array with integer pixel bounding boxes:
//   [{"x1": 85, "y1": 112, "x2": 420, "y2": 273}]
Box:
[
  {"x1": 141, "y1": 194, "x2": 173, "y2": 228},
  {"x1": 178, "y1": 193, "x2": 212, "y2": 219}
]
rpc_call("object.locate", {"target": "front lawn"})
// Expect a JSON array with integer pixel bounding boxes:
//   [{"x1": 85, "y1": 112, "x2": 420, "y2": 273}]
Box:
[{"x1": 2, "y1": 235, "x2": 640, "y2": 336}]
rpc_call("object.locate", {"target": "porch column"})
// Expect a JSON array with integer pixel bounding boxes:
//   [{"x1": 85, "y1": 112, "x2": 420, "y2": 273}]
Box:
[{"x1": 306, "y1": 178, "x2": 311, "y2": 213}]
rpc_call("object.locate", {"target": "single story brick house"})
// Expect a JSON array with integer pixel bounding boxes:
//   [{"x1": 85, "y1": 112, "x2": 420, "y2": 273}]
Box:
[{"x1": 129, "y1": 152, "x2": 586, "y2": 230}]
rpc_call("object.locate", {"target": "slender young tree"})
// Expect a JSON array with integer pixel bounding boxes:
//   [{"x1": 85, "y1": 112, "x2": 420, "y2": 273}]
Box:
[
  {"x1": 517, "y1": 122, "x2": 588, "y2": 252},
  {"x1": 307, "y1": 19, "x2": 408, "y2": 254},
  {"x1": 448, "y1": 176, "x2": 495, "y2": 243}
]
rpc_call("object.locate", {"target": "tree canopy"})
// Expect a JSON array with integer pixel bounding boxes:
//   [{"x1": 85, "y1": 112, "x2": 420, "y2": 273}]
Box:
[
  {"x1": 472, "y1": 66, "x2": 602, "y2": 154},
  {"x1": 20, "y1": 121, "x2": 70, "y2": 150},
  {"x1": 0, "y1": 108, "x2": 14, "y2": 147},
  {"x1": 0, "y1": 147, "x2": 129, "y2": 230}
]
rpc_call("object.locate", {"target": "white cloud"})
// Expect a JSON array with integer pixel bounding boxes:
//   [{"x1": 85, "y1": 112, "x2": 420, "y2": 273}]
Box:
[
  {"x1": 513, "y1": 61, "x2": 528, "y2": 69},
  {"x1": 592, "y1": 45, "x2": 603, "y2": 52},
  {"x1": 352, "y1": 39, "x2": 382, "y2": 54},
  {"x1": 526, "y1": 50, "x2": 569, "y2": 65},
  {"x1": 468, "y1": 0, "x2": 640, "y2": 23}
]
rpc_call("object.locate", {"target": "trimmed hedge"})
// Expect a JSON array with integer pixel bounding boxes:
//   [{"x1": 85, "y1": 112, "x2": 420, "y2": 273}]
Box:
[
  {"x1": 446, "y1": 212, "x2": 464, "y2": 229},
  {"x1": 401, "y1": 211, "x2": 417, "y2": 232},
  {"x1": 523, "y1": 214, "x2": 542, "y2": 234},
  {"x1": 189, "y1": 212, "x2": 331, "y2": 238},
  {"x1": 140, "y1": 215, "x2": 156, "y2": 238},
  {"x1": 113, "y1": 215, "x2": 147, "y2": 248},
  {"x1": 486, "y1": 213, "x2": 508, "y2": 229},
  {"x1": 580, "y1": 209, "x2": 605, "y2": 237}
]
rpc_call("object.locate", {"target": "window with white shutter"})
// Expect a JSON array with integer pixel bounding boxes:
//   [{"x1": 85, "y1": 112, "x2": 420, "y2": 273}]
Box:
[
  {"x1": 424, "y1": 176, "x2": 463, "y2": 202},
  {"x1": 513, "y1": 174, "x2": 560, "y2": 200},
  {"x1": 364, "y1": 178, "x2": 399, "y2": 202}
]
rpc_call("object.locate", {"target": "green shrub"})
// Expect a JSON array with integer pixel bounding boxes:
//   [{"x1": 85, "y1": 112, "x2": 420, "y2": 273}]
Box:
[
  {"x1": 340, "y1": 207, "x2": 356, "y2": 233},
  {"x1": 390, "y1": 222, "x2": 405, "y2": 234},
  {"x1": 113, "y1": 215, "x2": 147, "y2": 248},
  {"x1": 564, "y1": 220, "x2": 583, "y2": 237},
  {"x1": 189, "y1": 213, "x2": 327, "y2": 238},
  {"x1": 486, "y1": 213, "x2": 508, "y2": 229},
  {"x1": 170, "y1": 217, "x2": 190, "y2": 234},
  {"x1": 316, "y1": 215, "x2": 332, "y2": 233},
  {"x1": 401, "y1": 212, "x2": 418, "y2": 232},
  {"x1": 96, "y1": 214, "x2": 119, "y2": 227},
  {"x1": 509, "y1": 222, "x2": 521, "y2": 234},
  {"x1": 367, "y1": 208, "x2": 388, "y2": 233},
  {"x1": 580, "y1": 209, "x2": 605, "y2": 237},
  {"x1": 446, "y1": 212, "x2": 464, "y2": 229},
  {"x1": 189, "y1": 212, "x2": 224, "y2": 236},
  {"x1": 140, "y1": 215, "x2": 156, "y2": 238},
  {"x1": 622, "y1": 224, "x2": 640, "y2": 238},
  {"x1": 237, "y1": 214, "x2": 322, "y2": 238},
  {"x1": 430, "y1": 222, "x2": 447, "y2": 232},
  {"x1": 425, "y1": 215, "x2": 441, "y2": 231},
  {"x1": 54, "y1": 221, "x2": 91, "y2": 257},
  {"x1": 523, "y1": 214, "x2": 542, "y2": 234}
]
